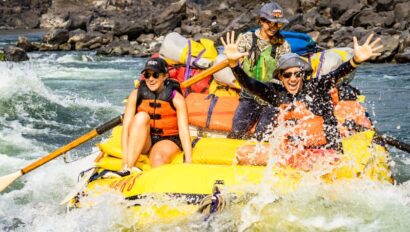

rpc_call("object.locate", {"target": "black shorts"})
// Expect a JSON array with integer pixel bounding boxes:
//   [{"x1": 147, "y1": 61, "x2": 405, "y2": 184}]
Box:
[{"x1": 151, "y1": 134, "x2": 183, "y2": 151}]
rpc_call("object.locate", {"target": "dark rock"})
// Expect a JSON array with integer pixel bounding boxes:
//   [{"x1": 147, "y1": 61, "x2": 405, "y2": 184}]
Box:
[
  {"x1": 20, "y1": 11, "x2": 40, "y2": 28},
  {"x1": 394, "y1": 2, "x2": 410, "y2": 24},
  {"x1": 4, "y1": 45, "x2": 29, "y2": 62},
  {"x1": 68, "y1": 29, "x2": 87, "y2": 44},
  {"x1": 375, "y1": 35, "x2": 400, "y2": 62},
  {"x1": 290, "y1": 24, "x2": 312, "y2": 33},
  {"x1": 315, "y1": 16, "x2": 332, "y2": 27},
  {"x1": 338, "y1": 4, "x2": 364, "y2": 26},
  {"x1": 152, "y1": 0, "x2": 186, "y2": 35},
  {"x1": 65, "y1": 13, "x2": 92, "y2": 31},
  {"x1": 319, "y1": 0, "x2": 361, "y2": 20},
  {"x1": 16, "y1": 36, "x2": 36, "y2": 52},
  {"x1": 394, "y1": 50, "x2": 410, "y2": 63},
  {"x1": 113, "y1": 18, "x2": 146, "y2": 40},
  {"x1": 375, "y1": 0, "x2": 394, "y2": 12},
  {"x1": 352, "y1": 9, "x2": 385, "y2": 28},
  {"x1": 381, "y1": 11, "x2": 396, "y2": 28},
  {"x1": 96, "y1": 40, "x2": 132, "y2": 56},
  {"x1": 43, "y1": 29, "x2": 69, "y2": 45}
]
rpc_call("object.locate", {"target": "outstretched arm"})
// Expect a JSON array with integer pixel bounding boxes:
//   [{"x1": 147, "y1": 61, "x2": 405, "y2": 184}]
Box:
[
  {"x1": 173, "y1": 92, "x2": 192, "y2": 163},
  {"x1": 321, "y1": 33, "x2": 383, "y2": 87}
]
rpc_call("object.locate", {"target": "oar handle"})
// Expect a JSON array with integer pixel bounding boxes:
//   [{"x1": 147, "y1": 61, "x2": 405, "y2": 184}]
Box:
[
  {"x1": 21, "y1": 115, "x2": 123, "y2": 174},
  {"x1": 180, "y1": 59, "x2": 229, "y2": 88}
]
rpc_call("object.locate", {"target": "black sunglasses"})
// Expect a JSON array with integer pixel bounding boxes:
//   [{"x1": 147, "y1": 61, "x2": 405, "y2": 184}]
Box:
[
  {"x1": 282, "y1": 71, "x2": 305, "y2": 79},
  {"x1": 143, "y1": 72, "x2": 160, "y2": 79}
]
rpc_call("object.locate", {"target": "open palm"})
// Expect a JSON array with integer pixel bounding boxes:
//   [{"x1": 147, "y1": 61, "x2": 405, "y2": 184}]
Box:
[
  {"x1": 220, "y1": 31, "x2": 249, "y2": 67},
  {"x1": 353, "y1": 33, "x2": 384, "y2": 63}
]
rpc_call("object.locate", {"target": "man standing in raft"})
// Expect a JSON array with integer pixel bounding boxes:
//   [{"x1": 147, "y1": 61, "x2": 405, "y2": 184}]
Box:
[
  {"x1": 120, "y1": 57, "x2": 192, "y2": 175},
  {"x1": 221, "y1": 31, "x2": 383, "y2": 168},
  {"x1": 228, "y1": 1, "x2": 291, "y2": 141}
]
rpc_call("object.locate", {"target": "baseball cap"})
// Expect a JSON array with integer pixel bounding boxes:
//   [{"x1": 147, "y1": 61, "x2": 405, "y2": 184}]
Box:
[
  {"x1": 141, "y1": 57, "x2": 168, "y2": 74},
  {"x1": 259, "y1": 1, "x2": 289, "y2": 24}
]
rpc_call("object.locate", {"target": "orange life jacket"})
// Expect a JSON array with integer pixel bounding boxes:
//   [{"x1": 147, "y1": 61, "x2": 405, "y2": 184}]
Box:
[
  {"x1": 186, "y1": 93, "x2": 239, "y2": 131},
  {"x1": 278, "y1": 101, "x2": 328, "y2": 147},
  {"x1": 136, "y1": 79, "x2": 181, "y2": 136},
  {"x1": 330, "y1": 88, "x2": 372, "y2": 137}
]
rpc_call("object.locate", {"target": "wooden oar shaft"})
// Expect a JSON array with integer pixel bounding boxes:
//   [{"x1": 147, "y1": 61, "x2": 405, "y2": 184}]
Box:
[
  {"x1": 21, "y1": 115, "x2": 123, "y2": 174},
  {"x1": 21, "y1": 130, "x2": 97, "y2": 174},
  {"x1": 180, "y1": 59, "x2": 229, "y2": 88},
  {"x1": 383, "y1": 135, "x2": 410, "y2": 153}
]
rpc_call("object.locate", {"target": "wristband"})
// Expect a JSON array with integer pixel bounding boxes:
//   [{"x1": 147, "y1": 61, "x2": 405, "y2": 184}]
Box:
[{"x1": 352, "y1": 56, "x2": 362, "y2": 65}]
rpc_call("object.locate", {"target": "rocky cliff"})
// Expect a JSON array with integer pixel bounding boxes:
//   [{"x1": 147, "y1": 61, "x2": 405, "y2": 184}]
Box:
[{"x1": 3, "y1": 0, "x2": 410, "y2": 62}]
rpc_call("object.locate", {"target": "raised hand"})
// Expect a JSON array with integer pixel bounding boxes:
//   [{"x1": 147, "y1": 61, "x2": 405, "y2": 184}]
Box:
[
  {"x1": 352, "y1": 33, "x2": 383, "y2": 64},
  {"x1": 220, "y1": 31, "x2": 249, "y2": 67}
]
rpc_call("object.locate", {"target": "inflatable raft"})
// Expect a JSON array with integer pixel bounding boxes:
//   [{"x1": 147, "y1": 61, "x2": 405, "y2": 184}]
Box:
[{"x1": 67, "y1": 126, "x2": 392, "y2": 224}]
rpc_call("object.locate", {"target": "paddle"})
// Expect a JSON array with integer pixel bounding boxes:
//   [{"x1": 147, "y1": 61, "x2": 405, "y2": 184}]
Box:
[
  {"x1": 374, "y1": 131, "x2": 410, "y2": 153},
  {"x1": 0, "y1": 59, "x2": 230, "y2": 193}
]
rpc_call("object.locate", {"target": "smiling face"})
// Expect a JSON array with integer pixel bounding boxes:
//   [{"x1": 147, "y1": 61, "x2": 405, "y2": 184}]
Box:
[
  {"x1": 279, "y1": 67, "x2": 305, "y2": 95},
  {"x1": 259, "y1": 18, "x2": 283, "y2": 38},
  {"x1": 143, "y1": 70, "x2": 167, "y2": 93}
]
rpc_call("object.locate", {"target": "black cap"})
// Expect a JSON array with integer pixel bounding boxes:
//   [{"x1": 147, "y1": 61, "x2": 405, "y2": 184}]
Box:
[
  {"x1": 259, "y1": 1, "x2": 289, "y2": 24},
  {"x1": 141, "y1": 57, "x2": 168, "y2": 74}
]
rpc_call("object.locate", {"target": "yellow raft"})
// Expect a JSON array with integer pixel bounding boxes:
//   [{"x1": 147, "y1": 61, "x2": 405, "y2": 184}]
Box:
[{"x1": 68, "y1": 126, "x2": 393, "y2": 224}]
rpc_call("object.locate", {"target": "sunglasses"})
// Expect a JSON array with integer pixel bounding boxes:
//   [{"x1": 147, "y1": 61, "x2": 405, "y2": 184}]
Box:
[
  {"x1": 261, "y1": 18, "x2": 283, "y2": 28},
  {"x1": 282, "y1": 71, "x2": 305, "y2": 79},
  {"x1": 143, "y1": 72, "x2": 161, "y2": 79}
]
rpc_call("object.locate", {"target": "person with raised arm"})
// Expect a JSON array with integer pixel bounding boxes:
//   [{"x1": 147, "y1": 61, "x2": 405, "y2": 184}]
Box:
[{"x1": 221, "y1": 31, "x2": 383, "y2": 167}]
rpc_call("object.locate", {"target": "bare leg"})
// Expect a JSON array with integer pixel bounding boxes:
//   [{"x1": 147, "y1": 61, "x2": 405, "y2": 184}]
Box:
[
  {"x1": 149, "y1": 140, "x2": 181, "y2": 168},
  {"x1": 236, "y1": 144, "x2": 270, "y2": 166},
  {"x1": 125, "y1": 112, "x2": 152, "y2": 168}
]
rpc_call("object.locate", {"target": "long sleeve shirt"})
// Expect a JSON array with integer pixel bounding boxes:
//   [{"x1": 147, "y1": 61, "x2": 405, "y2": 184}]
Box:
[{"x1": 231, "y1": 61, "x2": 357, "y2": 150}]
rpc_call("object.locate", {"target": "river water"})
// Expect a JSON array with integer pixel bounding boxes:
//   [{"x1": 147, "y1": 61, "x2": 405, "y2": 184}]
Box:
[{"x1": 1, "y1": 32, "x2": 410, "y2": 231}]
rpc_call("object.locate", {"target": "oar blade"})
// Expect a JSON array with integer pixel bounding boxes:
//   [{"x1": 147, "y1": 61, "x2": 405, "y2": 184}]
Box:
[{"x1": 0, "y1": 170, "x2": 23, "y2": 192}]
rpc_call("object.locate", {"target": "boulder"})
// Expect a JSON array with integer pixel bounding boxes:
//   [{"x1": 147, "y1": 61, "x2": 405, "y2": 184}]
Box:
[
  {"x1": 394, "y1": 2, "x2": 410, "y2": 24},
  {"x1": 352, "y1": 9, "x2": 385, "y2": 28},
  {"x1": 375, "y1": 34, "x2": 400, "y2": 62},
  {"x1": 96, "y1": 40, "x2": 132, "y2": 56},
  {"x1": 394, "y1": 50, "x2": 410, "y2": 63},
  {"x1": 68, "y1": 29, "x2": 87, "y2": 44},
  {"x1": 315, "y1": 16, "x2": 332, "y2": 27},
  {"x1": 20, "y1": 11, "x2": 40, "y2": 28},
  {"x1": 338, "y1": 4, "x2": 363, "y2": 26},
  {"x1": 375, "y1": 0, "x2": 395, "y2": 12},
  {"x1": 43, "y1": 29, "x2": 69, "y2": 45},
  {"x1": 152, "y1": 0, "x2": 186, "y2": 35},
  {"x1": 65, "y1": 13, "x2": 92, "y2": 31},
  {"x1": 16, "y1": 36, "x2": 37, "y2": 52},
  {"x1": 4, "y1": 45, "x2": 29, "y2": 62}
]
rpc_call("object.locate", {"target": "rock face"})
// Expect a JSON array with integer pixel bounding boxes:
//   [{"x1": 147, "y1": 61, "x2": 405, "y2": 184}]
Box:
[
  {"x1": 0, "y1": 0, "x2": 51, "y2": 29},
  {"x1": 4, "y1": 0, "x2": 410, "y2": 62},
  {"x1": 3, "y1": 45, "x2": 29, "y2": 62}
]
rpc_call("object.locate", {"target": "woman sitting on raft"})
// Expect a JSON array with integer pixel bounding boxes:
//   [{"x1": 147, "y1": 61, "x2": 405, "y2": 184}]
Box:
[
  {"x1": 120, "y1": 57, "x2": 192, "y2": 175},
  {"x1": 221, "y1": 31, "x2": 383, "y2": 168}
]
